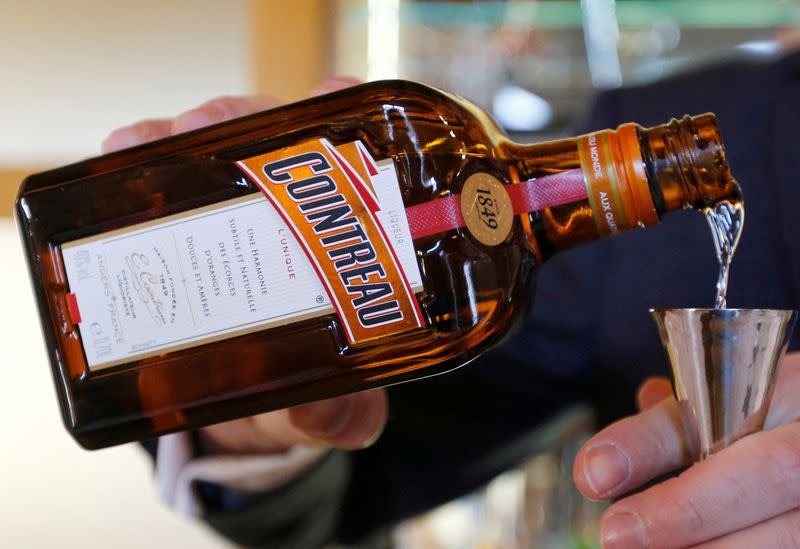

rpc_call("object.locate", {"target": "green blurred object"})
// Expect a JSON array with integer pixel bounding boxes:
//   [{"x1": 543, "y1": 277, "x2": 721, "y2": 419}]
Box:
[
  {"x1": 338, "y1": 0, "x2": 798, "y2": 137},
  {"x1": 347, "y1": 1, "x2": 800, "y2": 29}
]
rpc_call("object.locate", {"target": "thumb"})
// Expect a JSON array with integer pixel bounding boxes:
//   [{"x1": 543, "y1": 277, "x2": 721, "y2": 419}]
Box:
[
  {"x1": 200, "y1": 389, "x2": 388, "y2": 454},
  {"x1": 289, "y1": 389, "x2": 387, "y2": 450}
]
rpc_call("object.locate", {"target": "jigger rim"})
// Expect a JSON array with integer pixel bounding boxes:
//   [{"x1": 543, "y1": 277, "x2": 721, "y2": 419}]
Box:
[{"x1": 649, "y1": 307, "x2": 797, "y2": 315}]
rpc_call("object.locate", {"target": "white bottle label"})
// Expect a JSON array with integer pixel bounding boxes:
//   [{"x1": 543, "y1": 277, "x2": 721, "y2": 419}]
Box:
[{"x1": 62, "y1": 151, "x2": 422, "y2": 370}]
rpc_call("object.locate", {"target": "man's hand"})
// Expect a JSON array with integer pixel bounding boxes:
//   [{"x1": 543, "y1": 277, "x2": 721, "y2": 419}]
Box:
[
  {"x1": 574, "y1": 352, "x2": 800, "y2": 548},
  {"x1": 103, "y1": 78, "x2": 388, "y2": 455}
]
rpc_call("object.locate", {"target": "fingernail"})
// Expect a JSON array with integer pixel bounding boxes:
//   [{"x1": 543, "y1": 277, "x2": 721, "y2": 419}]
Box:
[
  {"x1": 293, "y1": 397, "x2": 355, "y2": 440},
  {"x1": 172, "y1": 106, "x2": 224, "y2": 133},
  {"x1": 358, "y1": 420, "x2": 385, "y2": 449},
  {"x1": 101, "y1": 128, "x2": 141, "y2": 153},
  {"x1": 601, "y1": 512, "x2": 649, "y2": 549},
  {"x1": 584, "y1": 444, "x2": 630, "y2": 496}
]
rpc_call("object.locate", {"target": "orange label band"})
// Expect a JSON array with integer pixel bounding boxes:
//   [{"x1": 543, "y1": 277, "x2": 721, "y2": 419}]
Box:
[
  {"x1": 577, "y1": 127, "x2": 657, "y2": 234},
  {"x1": 237, "y1": 139, "x2": 424, "y2": 345},
  {"x1": 578, "y1": 131, "x2": 630, "y2": 236}
]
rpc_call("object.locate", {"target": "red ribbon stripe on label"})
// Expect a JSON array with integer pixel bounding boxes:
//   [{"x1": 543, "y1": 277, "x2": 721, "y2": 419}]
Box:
[{"x1": 405, "y1": 168, "x2": 587, "y2": 239}]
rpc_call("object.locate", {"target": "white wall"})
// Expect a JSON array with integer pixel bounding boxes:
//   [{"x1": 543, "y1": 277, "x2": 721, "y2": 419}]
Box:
[
  {"x1": 0, "y1": 0, "x2": 251, "y2": 167},
  {"x1": 0, "y1": 220, "x2": 231, "y2": 548},
  {"x1": 0, "y1": 1, "x2": 252, "y2": 546}
]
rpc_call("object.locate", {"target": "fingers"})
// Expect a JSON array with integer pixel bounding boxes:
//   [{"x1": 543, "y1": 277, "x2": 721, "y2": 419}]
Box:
[
  {"x1": 171, "y1": 94, "x2": 280, "y2": 134},
  {"x1": 635, "y1": 377, "x2": 673, "y2": 411},
  {"x1": 689, "y1": 506, "x2": 800, "y2": 548},
  {"x1": 598, "y1": 421, "x2": 800, "y2": 548},
  {"x1": 101, "y1": 78, "x2": 357, "y2": 156},
  {"x1": 766, "y1": 351, "x2": 800, "y2": 428},
  {"x1": 200, "y1": 408, "x2": 299, "y2": 454},
  {"x1": 200, "y1": 389, "x2": 388, "y2": 454},
  {"x1": 574, "y1": 396, "x2": 690, "y2": 500},
  {"x1": 101, "y1": 118, "x2": 174, "y2": 153},
  {"x1": 289, "y1": 389, "x2": 387, "y2": 450},
  {"x1": 102, "y1": 94, "x2": 281, "y2": 155}
]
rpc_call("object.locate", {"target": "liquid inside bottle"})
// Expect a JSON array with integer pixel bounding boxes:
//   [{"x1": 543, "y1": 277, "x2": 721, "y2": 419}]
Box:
[{"x1": 15, "y1": 80, "x2": 741, "y2": 448}]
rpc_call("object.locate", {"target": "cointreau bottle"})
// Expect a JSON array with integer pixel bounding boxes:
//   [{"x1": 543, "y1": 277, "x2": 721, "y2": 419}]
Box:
[{"x1": 16, "y1": 80, "x2": 739, "y2": 449}]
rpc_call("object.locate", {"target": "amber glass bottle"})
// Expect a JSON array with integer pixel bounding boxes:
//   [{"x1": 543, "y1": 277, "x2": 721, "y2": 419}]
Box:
[{"x1": 16, "y1": 80, "x2": 738, "y2": 449}]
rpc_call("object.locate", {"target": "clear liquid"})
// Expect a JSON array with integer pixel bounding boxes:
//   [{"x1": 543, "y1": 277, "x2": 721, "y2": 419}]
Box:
[{"x1": 704, "y1": 192, "x2": 745, "y2": 309}]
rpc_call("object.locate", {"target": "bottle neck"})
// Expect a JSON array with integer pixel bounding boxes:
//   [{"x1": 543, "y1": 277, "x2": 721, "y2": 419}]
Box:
[
  {"x1": 640, "y1": 114, "x2": 740, "y2": 211},
  {"x1": 506, "y1": 114, "x2": 739, "y2": 262}
]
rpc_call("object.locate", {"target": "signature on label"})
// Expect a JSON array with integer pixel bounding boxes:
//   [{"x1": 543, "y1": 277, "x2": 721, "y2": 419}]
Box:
[{"x1": 126, "y1": 252, "x2": 168, "y2": 326}]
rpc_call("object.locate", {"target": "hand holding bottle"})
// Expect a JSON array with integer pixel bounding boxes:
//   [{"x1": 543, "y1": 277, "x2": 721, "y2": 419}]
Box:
[
  {"x1": 102, "y1": 80, "x2": 388, "y2": 453},
  {"x1": 573, "y1": 351, "x2": 800, "y2": 548}
]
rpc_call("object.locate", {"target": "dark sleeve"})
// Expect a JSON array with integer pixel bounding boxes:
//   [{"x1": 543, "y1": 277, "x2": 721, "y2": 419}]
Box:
[
  {"x1": 203, "y1": 450, "x2": 353, "y2": 549},
  {"x1": 573, "y1": 87, "x2": 625, "y2": 133}
]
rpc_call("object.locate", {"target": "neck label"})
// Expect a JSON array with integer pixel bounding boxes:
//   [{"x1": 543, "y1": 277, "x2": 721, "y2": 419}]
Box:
[{"x1": 578, "y1": 131, "x2": 629, "y2": 235}]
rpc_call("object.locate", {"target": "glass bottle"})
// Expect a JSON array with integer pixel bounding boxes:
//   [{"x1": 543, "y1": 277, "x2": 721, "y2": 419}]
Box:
[{"x1": 16, "y1": 80, "x2": 739, "y2": 449}]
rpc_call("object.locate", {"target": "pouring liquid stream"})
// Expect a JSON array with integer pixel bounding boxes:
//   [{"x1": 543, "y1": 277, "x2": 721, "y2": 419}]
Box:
[{"x1": 704, "y1": 188, "x2": 745, "y2": 309}]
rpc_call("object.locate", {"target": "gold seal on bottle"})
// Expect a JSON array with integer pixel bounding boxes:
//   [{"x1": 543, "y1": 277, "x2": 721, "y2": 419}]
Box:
[{"x1": 460, "y1": 172, "x2": 514, "y2": 246}]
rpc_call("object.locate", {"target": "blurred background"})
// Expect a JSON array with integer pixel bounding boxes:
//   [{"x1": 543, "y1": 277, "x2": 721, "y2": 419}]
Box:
[{"x1": 1, "y1": 0, "x2": 799, "y2": 547}]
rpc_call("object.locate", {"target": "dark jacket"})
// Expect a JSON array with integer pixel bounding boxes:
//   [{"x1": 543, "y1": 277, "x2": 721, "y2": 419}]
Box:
[{"x1": 196, "y1": 50, "x2": 800, "y2": 548}]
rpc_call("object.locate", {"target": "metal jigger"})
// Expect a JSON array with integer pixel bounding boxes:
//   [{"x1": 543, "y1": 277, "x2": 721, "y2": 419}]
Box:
[{"x1": 650, "y1": 308, "x2": 797, "y2": 461}]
